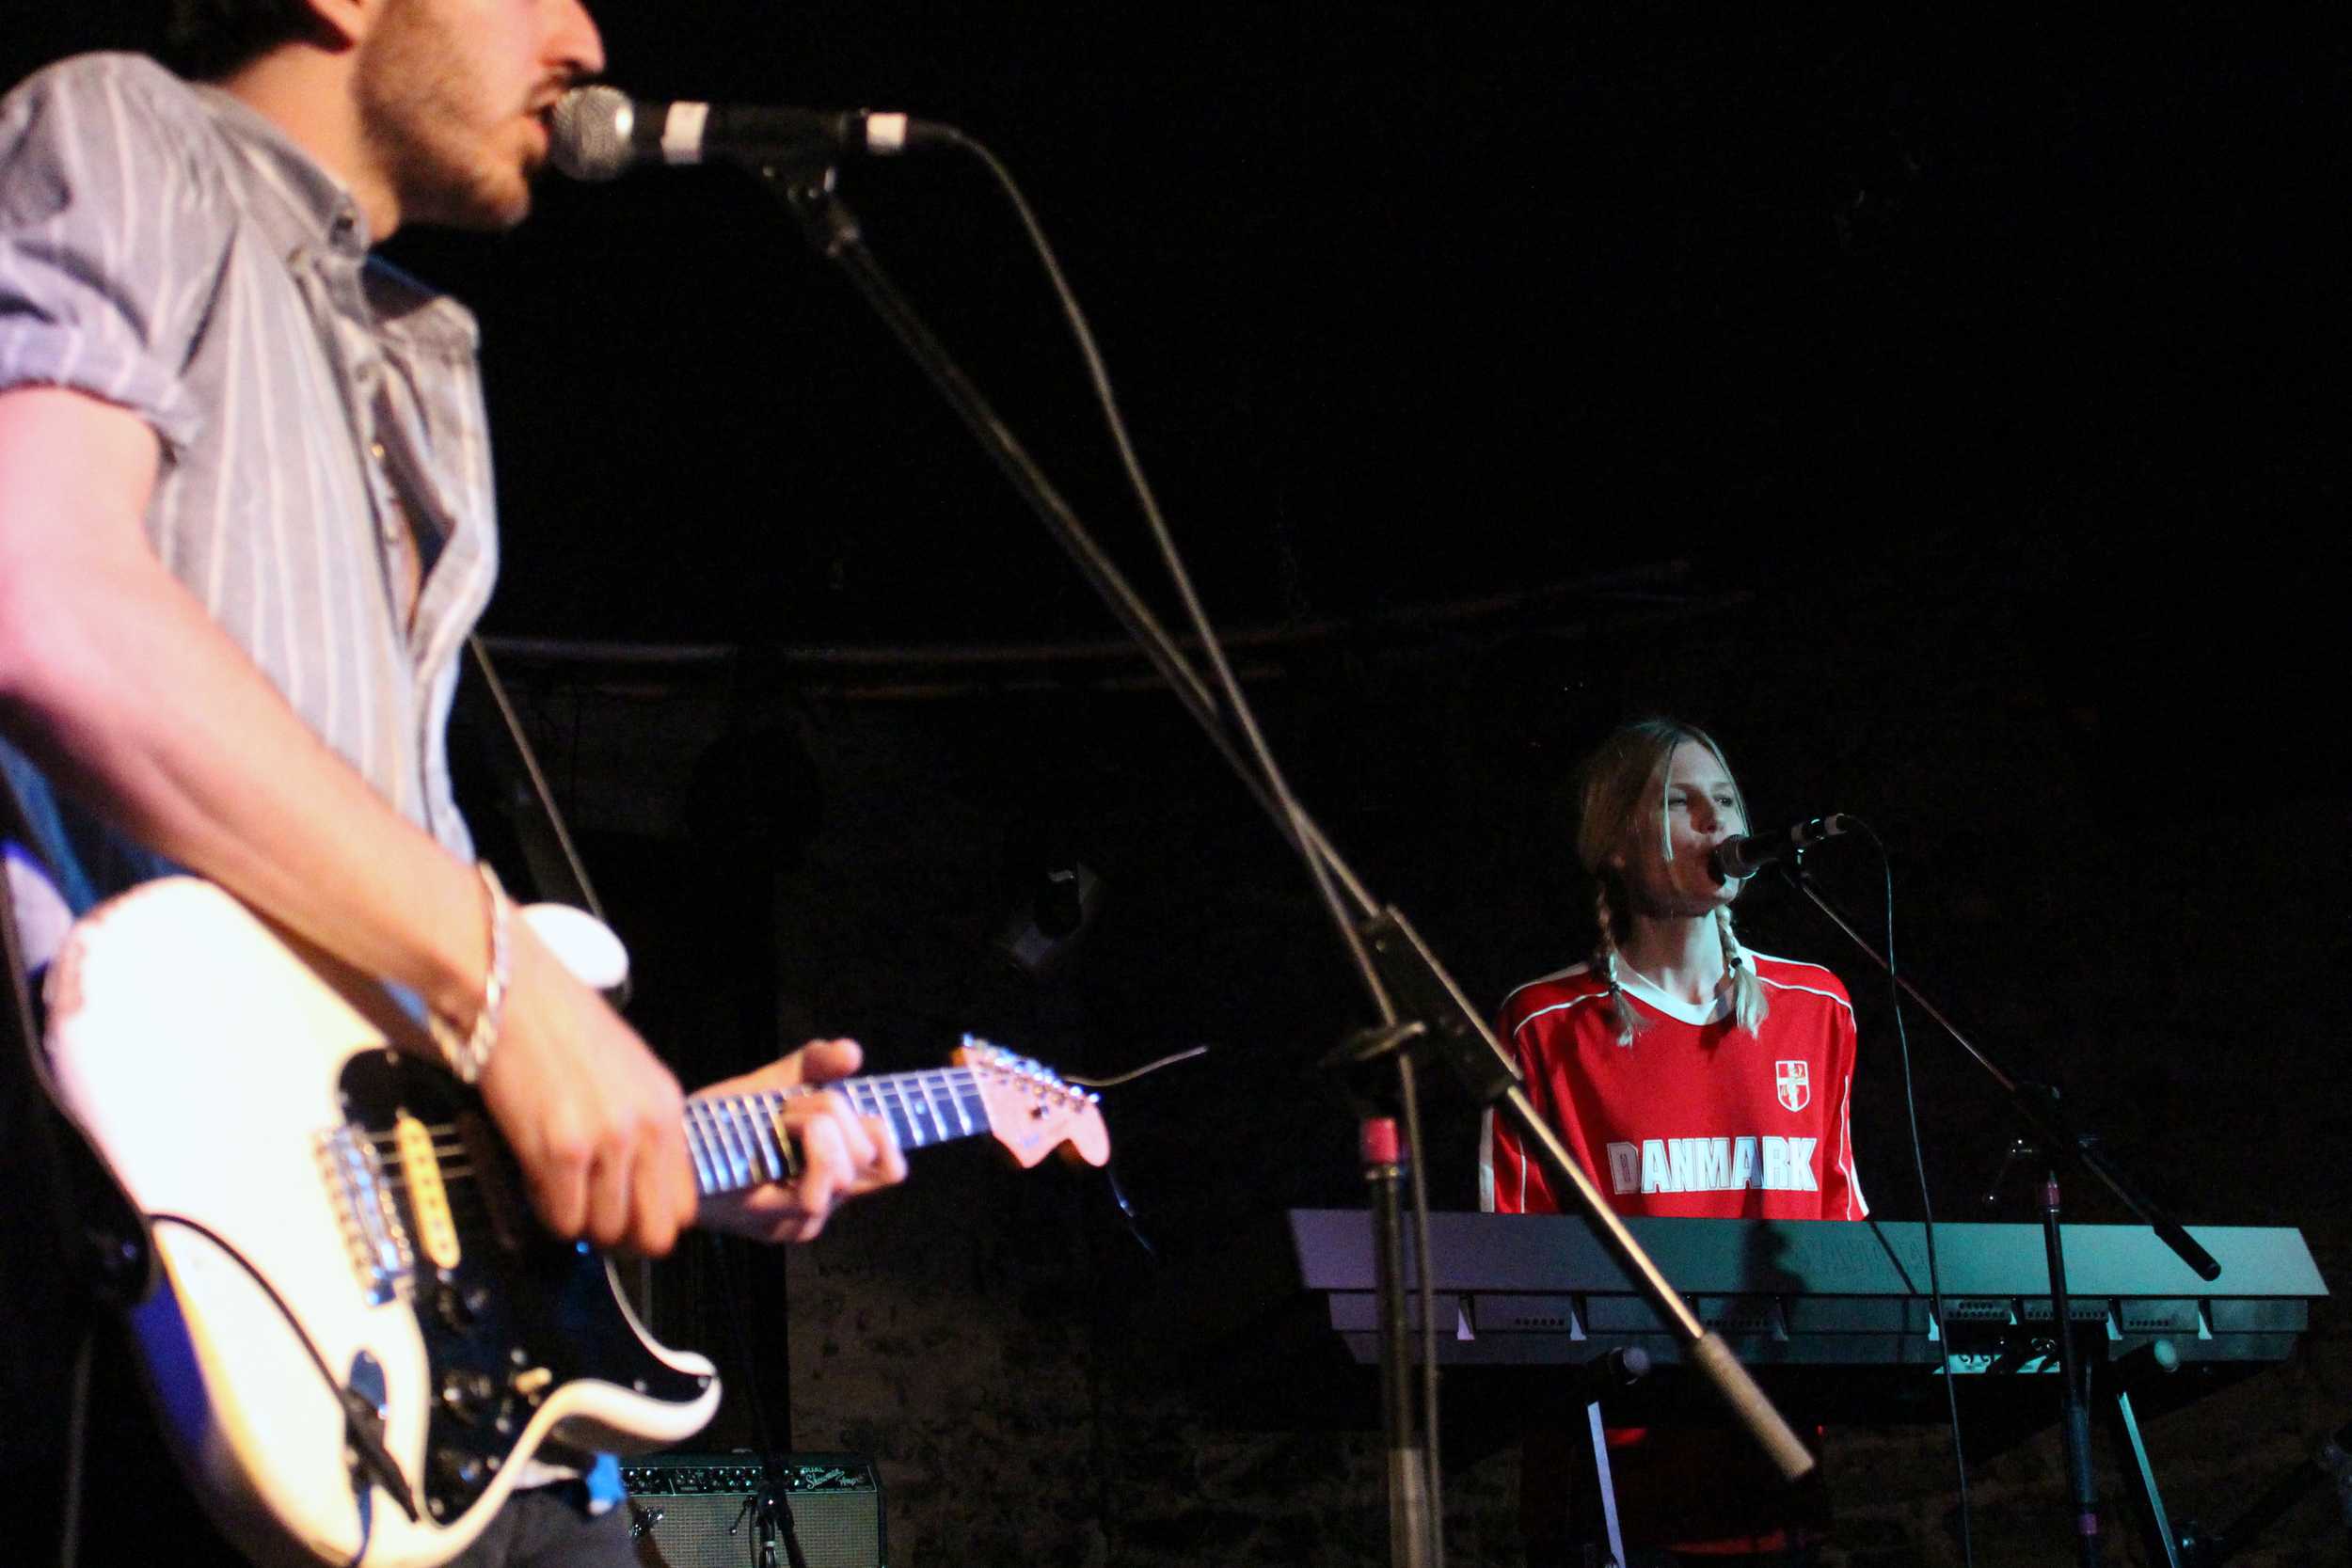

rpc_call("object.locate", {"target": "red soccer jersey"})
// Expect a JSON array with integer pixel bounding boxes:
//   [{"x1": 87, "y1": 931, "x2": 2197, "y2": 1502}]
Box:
[
  {"x1": 1481, "y1": 954, "x2": 1866, "y2": 1222},
  {"x1": 1479, "y1": 954, "x2": 1864, "y2": 1553}
]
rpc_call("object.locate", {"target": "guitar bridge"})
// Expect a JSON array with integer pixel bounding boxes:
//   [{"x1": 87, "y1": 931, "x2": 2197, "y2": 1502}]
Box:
[{"x1": 317, "y1": 1123, "x2": 415, "y2": 1307}]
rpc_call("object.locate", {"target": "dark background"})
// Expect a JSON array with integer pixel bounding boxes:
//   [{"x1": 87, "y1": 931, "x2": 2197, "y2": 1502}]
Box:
[{"x1": 7, "y1": 7, "x2": 2348, "y2": 1562}]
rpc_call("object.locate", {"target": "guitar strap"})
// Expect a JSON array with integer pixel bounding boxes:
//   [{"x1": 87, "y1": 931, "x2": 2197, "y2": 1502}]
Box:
[
  {"x1": 372, "y1": 374, "x2": 614, "y2": 971},
  {"x1": 458, "y1": 635, "x2": 630, "y2": 1007}
]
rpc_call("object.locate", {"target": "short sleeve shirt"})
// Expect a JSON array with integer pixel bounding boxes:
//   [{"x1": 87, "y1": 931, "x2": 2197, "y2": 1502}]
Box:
[{"x1": 0, "y1": 53, "x2": 494, "y2": 914}]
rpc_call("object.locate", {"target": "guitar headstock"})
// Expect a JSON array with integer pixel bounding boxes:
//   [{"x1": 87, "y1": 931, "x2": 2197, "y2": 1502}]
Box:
[{"x1": 955, "y1": 1036, "x2": 1111, "y2": 1169}]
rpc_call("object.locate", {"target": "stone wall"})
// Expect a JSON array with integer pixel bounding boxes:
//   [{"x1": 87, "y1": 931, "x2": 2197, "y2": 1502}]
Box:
[{"x1": 511, "y1": 536, "x2": 2344, "y2": 1565}]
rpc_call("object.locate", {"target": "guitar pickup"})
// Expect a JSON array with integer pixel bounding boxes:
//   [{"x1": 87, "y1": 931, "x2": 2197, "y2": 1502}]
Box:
[{"x1": 395, "y1": 1110, "x2": 460, "y2": 1272}]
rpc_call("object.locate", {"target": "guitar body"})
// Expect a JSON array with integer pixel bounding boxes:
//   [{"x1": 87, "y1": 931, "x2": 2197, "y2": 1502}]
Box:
[{"x1": 41, "y1": 879, "x2": 717, "y2": 1568}]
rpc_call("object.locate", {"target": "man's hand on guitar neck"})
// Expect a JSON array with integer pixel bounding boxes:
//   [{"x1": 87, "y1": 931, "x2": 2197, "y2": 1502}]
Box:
[
  {"x1": 697, "y1": 1038, "x2": 909, "y2": 1243},
  {"x1": 474, "y1": 929, "x2": 904, "y2": 1254}
]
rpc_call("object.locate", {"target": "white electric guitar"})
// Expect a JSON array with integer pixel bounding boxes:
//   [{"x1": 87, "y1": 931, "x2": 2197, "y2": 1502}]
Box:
[{"x1": 39, "y1": 876, "x2": 1110, "y2": 1568}]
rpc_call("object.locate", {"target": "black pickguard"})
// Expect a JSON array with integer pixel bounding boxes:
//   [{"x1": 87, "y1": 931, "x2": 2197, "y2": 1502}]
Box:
[{"x1": 337, "y1": 1050, "x2": 709, "y2": 1524}]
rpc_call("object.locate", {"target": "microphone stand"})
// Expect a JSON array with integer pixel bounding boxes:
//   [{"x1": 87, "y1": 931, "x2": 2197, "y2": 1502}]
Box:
[
  {"x1": 1356, "y1": 1111, "x2": 1433, "y2": 1564},
  {"x1": 752, "y1": 156, "x2": 1818, "y2": 1563},
  {"x1": 1774, "y1": 853, "x2": 2220, "y2": 1568}
]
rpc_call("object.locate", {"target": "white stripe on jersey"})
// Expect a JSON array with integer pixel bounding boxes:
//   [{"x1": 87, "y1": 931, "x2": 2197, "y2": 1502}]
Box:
[
  {"x1": 1756, "y1": 974, "x2": 1855, "y2": 1015},
  {"x1": 1477, "y1": 1108, "x2": 1498, "y2": 1212},
  {"x1": 1510, "y1": 991, "x2": 1610, "y2": 1039},
  {"x1": 1836, "y1": 1067, "x2": 1867, "y2": 1217},
  {"x1": 1496, "y1": 961, "x2": 1594, "y2": 1014},
  {"x1": 1748, "y1": 950, "x2": 1856, "y2": 1020}
]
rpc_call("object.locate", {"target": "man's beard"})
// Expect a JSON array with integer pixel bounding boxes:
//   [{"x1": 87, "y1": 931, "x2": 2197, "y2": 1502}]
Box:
[{"x1": 355, "y1": 0, "x2": 532, "y2": 231}]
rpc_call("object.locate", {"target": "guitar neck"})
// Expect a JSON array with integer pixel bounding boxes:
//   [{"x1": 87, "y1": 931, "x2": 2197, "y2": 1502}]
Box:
[{"x1": 682, "y1": 1069, "x2": 989, "y2": 1196}]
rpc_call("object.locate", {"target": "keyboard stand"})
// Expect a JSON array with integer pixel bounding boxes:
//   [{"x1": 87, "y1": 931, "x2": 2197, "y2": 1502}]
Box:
[
  {"x1": 2106, "y1": 1370, "x2": 2187, "y2": 1568},
  {"x1": 1566, "y1": 1338, "x2": 2190, "y2": 1566},
  {"x1": 1585, "y1": 1399, "x2": 1627, "y2": 1568}
]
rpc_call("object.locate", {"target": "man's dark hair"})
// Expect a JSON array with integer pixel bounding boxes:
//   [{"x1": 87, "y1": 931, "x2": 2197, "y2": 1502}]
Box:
[{"x1": 164, "y1": 0, "x2": 322, "y2": 80}]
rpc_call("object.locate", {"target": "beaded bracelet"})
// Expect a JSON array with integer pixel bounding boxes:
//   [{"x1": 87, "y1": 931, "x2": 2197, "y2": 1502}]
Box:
[{"x1": 430, "y1": 862, "x2": 511, "y2": 1085}]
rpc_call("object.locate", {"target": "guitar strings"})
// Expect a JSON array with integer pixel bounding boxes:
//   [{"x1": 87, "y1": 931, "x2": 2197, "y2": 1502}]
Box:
[
  {"x1": 343, "y1": 1064, "x2": 1098, "y2": 1251},
  {"x1": 357, "y1": 1077, "x2": 1007, "y2": 1148},
  {"x1": 351, "y1": 1069, "x2": 1007, "y2": 1143},
  {"x1": 362, "y1": 1104, "x2": 989, "y2": 1166},
  {"x1": 361, "y1": 1105, "x2": 977, "y2": 1165},
  {"x1": 353, "y1": 1066, "x2": 1065, "y2": 1194},
  {"x1": 353, "y1": 1060, "x2": 1065, "y2": 1130}
]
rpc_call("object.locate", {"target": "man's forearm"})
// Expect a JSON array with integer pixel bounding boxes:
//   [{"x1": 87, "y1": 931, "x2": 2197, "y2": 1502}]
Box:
[{"x1": 0, "y1": 387, "x2": 486, "y2": 1021}]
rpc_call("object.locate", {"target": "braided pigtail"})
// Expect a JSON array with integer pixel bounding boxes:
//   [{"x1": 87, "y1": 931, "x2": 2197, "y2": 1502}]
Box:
[
  {"x1": 1595, "y1": 884, "x2": 1643, "y2": 1046},
  {"x1": 1715, "y1": 906, "x2": 1771, "y2": 1037}
]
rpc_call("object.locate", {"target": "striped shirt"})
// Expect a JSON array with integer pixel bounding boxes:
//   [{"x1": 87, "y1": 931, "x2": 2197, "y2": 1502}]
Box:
[
  {"x1": 0, "y1": 59, "x2": 626, "y2": 1503},
  {"x1": 0, "y1": 53, "x2": 492, "y2": 918}
]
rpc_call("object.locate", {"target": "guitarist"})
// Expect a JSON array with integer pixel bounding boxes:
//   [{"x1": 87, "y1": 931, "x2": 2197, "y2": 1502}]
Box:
[{"x1": 0, "y1": 3, "x2": 907, "y2": 1565}]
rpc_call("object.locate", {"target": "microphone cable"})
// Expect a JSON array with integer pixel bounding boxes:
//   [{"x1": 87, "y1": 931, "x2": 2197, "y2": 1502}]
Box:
[
  {"x1": 147, "y1": 1212, "x2": 409, "y2": 1567},
  {"x1": 933, "y1": 133, "x2": 1450, "y2": 1563},
  {"x1": 1844, "y1": 817, "x2": 1974, "y2": 1568}
]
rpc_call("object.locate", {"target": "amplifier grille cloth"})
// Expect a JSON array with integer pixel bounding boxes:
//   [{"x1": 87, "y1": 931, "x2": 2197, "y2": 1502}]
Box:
[{"x1": 623, "y1": 1453, "x2": 882, "y2": 1568}]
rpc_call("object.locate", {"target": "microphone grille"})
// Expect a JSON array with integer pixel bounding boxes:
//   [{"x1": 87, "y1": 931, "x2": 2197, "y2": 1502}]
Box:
[{"x1": 549, "y1": 85, "x2": 634, "y2": 182}]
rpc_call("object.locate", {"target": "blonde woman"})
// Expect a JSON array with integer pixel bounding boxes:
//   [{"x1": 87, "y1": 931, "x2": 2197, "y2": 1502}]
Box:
[{"x1": 1482, "y1": 718, "x2": 1863, "y2": 1564}]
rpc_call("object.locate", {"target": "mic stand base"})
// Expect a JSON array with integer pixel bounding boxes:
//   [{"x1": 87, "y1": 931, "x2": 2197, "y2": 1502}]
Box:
[{"x1": 2166, "y1": 1411, "x2": 2352, "y2": 1566}]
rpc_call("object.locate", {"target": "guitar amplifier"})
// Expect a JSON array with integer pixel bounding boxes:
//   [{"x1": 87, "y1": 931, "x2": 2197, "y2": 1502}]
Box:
[{"x1": 622, "y1": 1451, "x2": 884, "y2": 1568}]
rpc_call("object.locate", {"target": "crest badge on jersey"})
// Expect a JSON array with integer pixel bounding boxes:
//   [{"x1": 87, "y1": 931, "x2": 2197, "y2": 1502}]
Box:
[{"x1": 1774, "y1": 1059, "x2": 1811, "y2": 1113}]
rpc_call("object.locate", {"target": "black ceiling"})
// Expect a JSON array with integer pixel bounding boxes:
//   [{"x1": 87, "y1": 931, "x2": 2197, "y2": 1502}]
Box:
[{"x1": 5, "y1": 8, "x2": 2342, "y2": 665}]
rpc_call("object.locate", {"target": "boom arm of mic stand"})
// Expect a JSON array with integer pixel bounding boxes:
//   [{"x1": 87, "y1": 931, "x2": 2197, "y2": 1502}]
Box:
[
  {"x1": 1776, "y1": 863, "x2": 2219, "y2": 1282},
  {"x1": 761, "y1": 159, "x2": 1812, "y2": 1484},
  {"x1": 755, "y1": 162, "x2": 1329, "y2": 865}
]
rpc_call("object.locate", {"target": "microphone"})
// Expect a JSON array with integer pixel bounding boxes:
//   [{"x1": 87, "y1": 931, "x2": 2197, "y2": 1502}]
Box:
[
  {"x1": 549, "y1": 85, "x2": 952, "y2": 182},
  {"x1": 1709, "y1": 814, "x2": 1853, "y2": 882}
]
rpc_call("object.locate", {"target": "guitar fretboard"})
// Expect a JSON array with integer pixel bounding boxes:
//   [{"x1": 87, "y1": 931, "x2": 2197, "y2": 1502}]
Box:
[{"x1": 683, "y1": 1069, "x2": 993, "y2": 1196}]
